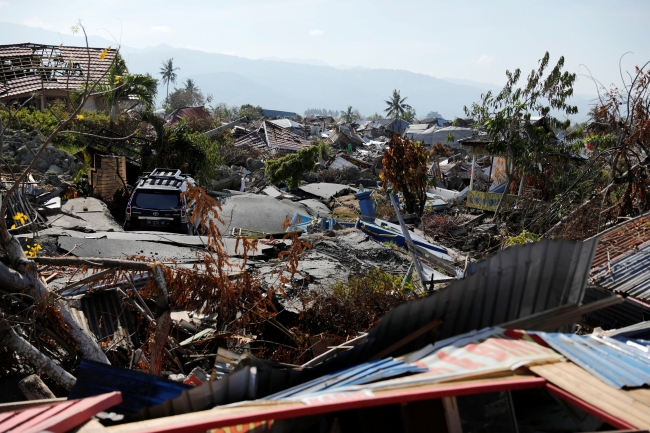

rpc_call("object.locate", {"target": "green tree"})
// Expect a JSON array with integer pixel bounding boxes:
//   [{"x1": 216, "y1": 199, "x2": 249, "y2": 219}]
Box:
[
  {"x1": 140, "y1": 111, "x2": 223, "y2": 185},
  {"x1": 366, "y1": 112, "x2": 383, "y2": 121},
  {"x1": 399, "y1": 107, "x2": 417, "y2": 123},
  {"x1": 163, "y1": 81, "x2": 212, "y2": 112},
  {"x1": 184, "y1": 78, "x2": 196, "y2": 92},
  {"x1": 425, "y1": 111, "x2": 443, "y2": 119},
  {"x1": 464, "y1": 52, "x2": 577, "y2": 217},
  {"x1": 380, "y1": 134, "x2": 430, "y2": 215},
  {"x1": 96, "y1": 54, "x2": 158, "y2": 127},
  {"x1": 340, "y1": 106, "x2": 361, "y2": 123},
  {"x1": 384, "y1": 89, "x2": 412, "y2": 119},
  {"x1": 266, "y1": 144, "x2": 325, "y2": 189},
  {"x1": 159, "y1": 58, "x2": 180, "y2": 100},
  {"x1": 238, "y1": 104, "x2": 264, "y2": 120}
]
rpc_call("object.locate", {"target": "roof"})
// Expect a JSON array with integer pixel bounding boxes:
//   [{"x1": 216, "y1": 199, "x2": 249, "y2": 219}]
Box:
[
  {"x1": 385, "y1": 118, "x2": 410, "y2": 134},
  {"x1": 0, "y1": 43, "x2": 117, "y2": 99},
  {"x1": 591, "y1": 242, "x2": 650, "y2": 301},
  {"x1": 407, "y1": 126, "x2": 476, "y2": 147},
  {"x1": 269, "y1": 118, "x2": 302, "y2": 129},
  {"x1": 530, "y1": 361, "x2": 650, "y2": 429},
  {"x1": 167, "y1": 106, "x2": 211, "y2": 125},
  {"x1": 533, "y1": 331, "x2": 650, "y2": 389},
  {"x1": 262, "y1": 121, "x2": 311, "y2": 152},
  {"x1": 233, "y1": 130, "x2": 268, "y2": 149},
  {"x1": 0, "y1": 392, "x2": 122, "y2": 433},
  {"x1": 262, "y1": 108, "x2": 297, "y2": 118},
  {"x1": 582, "y1": 284, "x2": 650, "y2": 330},
  {"x1": 589, "y1": 211, "x2": 650, "y2": 270}
]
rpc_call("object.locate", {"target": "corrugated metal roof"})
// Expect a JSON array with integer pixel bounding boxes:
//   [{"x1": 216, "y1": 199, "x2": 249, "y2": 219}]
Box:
[
  {"x1": 591, "y1": 243, "x2": 650, "y2": 301},
  {"x1": 262, "y1": 108, "x2": 296, "y2": 118},
  {"x1": 582, "y1": 285, "x2": 650, "y2": 329},
  {"x1": 64, "y1": 290, "x2": 138, "y2": 349},
  {"x1": 590, "y1": 211, "x2": 650, "y2": 270},
  {"x1": 265, "y1": 358, "x2": 426, "y2": 400},
  {"x1": 599, "y1": 320, "x2": 650, "y2": 339},
  {"x1": 533, "y1": 332, "x2": 650, "y2": 389},
  {"x1": 0, "y1": 43, "x2": 116, "y2": 99},
  {"x1": 262, "y1": 238, "x2": 599, "y2": 395}
]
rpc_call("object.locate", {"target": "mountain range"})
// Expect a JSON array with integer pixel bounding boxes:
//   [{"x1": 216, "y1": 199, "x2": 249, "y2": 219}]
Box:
[{"x1": 0, "y1": 22, "x2": 595, "y2": 120}]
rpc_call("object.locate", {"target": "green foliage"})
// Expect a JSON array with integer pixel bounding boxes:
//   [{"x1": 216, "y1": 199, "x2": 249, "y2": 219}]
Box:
[
  {"x1": 265, "y1": 144, "x2": 322, "y2": 189},
  {"x1": 238, "y1": 104, "x2": 264, "y2": 121},
  {"x1": 384, "y1": 89, "x2": 412, "y2": 119},
  {"x1": 464, "y1": 52, "x2": 578, "y2": 214},
  {"x1": 0, "y1": 103, "x2": 115, "y2": 154},
  {"x1": 340, "y1": 106, "x2": 362, "y2": 123},
  {"x1": 504, "y1": 230, "x2": 540, "y2": 248},
  {"x1": 140, "y1": 112, "x2": 224, "y2": 186},
  {"x1": 163, "y1": 82, "x2": 211, "y2": 112},
  {"x1": 332, "y1": 268, "x2": 412, "y2": 299},
  {"x1": 159, "y1": 58, "x2": 180, "y2": 99},
  {"x1": 381, "y1": 135, "x2": 430, "y2": 214},
  {"x1": 366, "y1": 112, "x2": 383, "y2": 121},
  {"x1": 75, "y1": 53, "x2": 158, "y2": 125},
  {"x1": 299, "y1": 268, "x2": 412, "y2": 336},
  {"x1": 445, "y1": 133, "x2": 455, "y2": 143},
  {"x1": 426, "y1": 111, "x2": 443, "y2": 119},
  {"x1": 399, "y1": 107, "x2": 417, "y2": 123}
]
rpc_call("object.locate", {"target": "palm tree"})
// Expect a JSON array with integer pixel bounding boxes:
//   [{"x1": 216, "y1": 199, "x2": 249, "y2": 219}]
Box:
[
  {"x1": 184, "y1": 78, "x2": 196, "y2": 92},
  {"x1": 340, "y1": 106, "x2": 357, "y2": 123},
  {"x1": 159, "y1": 58, "x2": 180, "y2": 99},
  {"x1": 384, "y1": 89, "x2": 412, "y2": 119},
  {"x1": 99, "y1": 54, "x2": 158, "y2": 127}
]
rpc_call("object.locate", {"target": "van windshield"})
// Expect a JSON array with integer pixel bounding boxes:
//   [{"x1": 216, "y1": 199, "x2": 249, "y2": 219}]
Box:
[{"x1": 132, "y1": 191, "x2": 181, "y2": 210}]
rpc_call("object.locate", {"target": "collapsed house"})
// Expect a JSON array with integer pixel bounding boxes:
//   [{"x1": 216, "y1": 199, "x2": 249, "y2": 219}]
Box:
[
  {"x1": 0, "y1": 43, "x2": 117, "y2": 110},
  {"x1": 234, "y1": 120, "x2": 311, "y2": 153}
]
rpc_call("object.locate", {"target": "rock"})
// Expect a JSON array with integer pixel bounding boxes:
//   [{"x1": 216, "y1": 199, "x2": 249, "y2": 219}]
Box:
[
  {"x1": 16, "y1": 145, "x2": 29, "y2": 155},
  {"x1": 46, "y1": 164, "x2": 64, "y2": 174}
]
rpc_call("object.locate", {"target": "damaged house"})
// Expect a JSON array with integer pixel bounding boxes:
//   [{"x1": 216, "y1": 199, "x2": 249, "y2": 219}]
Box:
[
  {"x1": 0, "y1": 43, "x2": 117, "y2": 110},
  {"x1": 234, "y1": 119, "x2": 311, "y2": 153}
]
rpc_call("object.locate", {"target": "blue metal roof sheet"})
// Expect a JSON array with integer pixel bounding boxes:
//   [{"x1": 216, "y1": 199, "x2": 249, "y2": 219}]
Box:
[
  {"x1": 591, "y1": 243, "x2": 650, "y2": 301},
  {"x1": 533, "y1": 332, "x2": 650, "y2": 389}
]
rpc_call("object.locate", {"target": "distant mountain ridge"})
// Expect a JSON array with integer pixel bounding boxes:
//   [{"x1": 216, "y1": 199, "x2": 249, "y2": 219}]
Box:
[{"x1": 0, "y1": 22, "x2": 594, "y2": 120}]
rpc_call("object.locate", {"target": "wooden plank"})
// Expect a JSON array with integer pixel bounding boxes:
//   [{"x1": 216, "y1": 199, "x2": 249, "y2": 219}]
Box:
[
  {"x1": 546, "y1": 383, "x2": 637, "y2": 430},
  {"x1": 530, "y1": 363, "x2": 650, "y2": 429},
  {"x1": 21, "y1": 391, "x2": 122, "y2": 433}
]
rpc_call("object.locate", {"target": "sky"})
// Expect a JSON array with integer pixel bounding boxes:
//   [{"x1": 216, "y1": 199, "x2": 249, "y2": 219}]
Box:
[{"x1": 1, "y1": 0, "x2": 649, "y2": 94}]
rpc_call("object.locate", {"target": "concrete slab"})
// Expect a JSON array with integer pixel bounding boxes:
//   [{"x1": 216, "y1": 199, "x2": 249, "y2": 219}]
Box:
[
  {"x1": 46, "y1": 197, "x2": 123, "y2": 232},
  {"x1": 298, "y1": 183, "x2": 358, "y2": 201},
  {"x1": 298, "y1": 199, "x2": 331, "y2": 217},
  {"x1": 57, "y1": 236, "x2": 201, "y2": 261},
  {"x1": 215, "y1": 194, "x2": 310, "y2": 235}
]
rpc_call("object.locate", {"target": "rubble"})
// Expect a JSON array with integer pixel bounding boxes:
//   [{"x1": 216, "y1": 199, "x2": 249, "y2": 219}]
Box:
[{"x1": 2, "y1": 43, "x2": 650, "y2": 433}]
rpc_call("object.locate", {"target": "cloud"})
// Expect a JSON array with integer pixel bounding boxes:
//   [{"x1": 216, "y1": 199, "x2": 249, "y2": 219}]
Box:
[
  {"x1": 474, "y1": 55, "x2": 495, "y2": 66},
  {"x1": 151, "y1": 25, "x2": 172, "y2": 33},
  {"x1": 309, "y1": 29, "x2": 324, "y2": 36},
  {"x1": 0, "y1": 1, "x2": 9, "y2": 8}
]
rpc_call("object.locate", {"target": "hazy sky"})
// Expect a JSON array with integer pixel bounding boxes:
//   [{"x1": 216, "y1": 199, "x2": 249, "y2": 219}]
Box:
[{"x1": 1, "y1": 0, "x2": 648, "y2": 94}]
